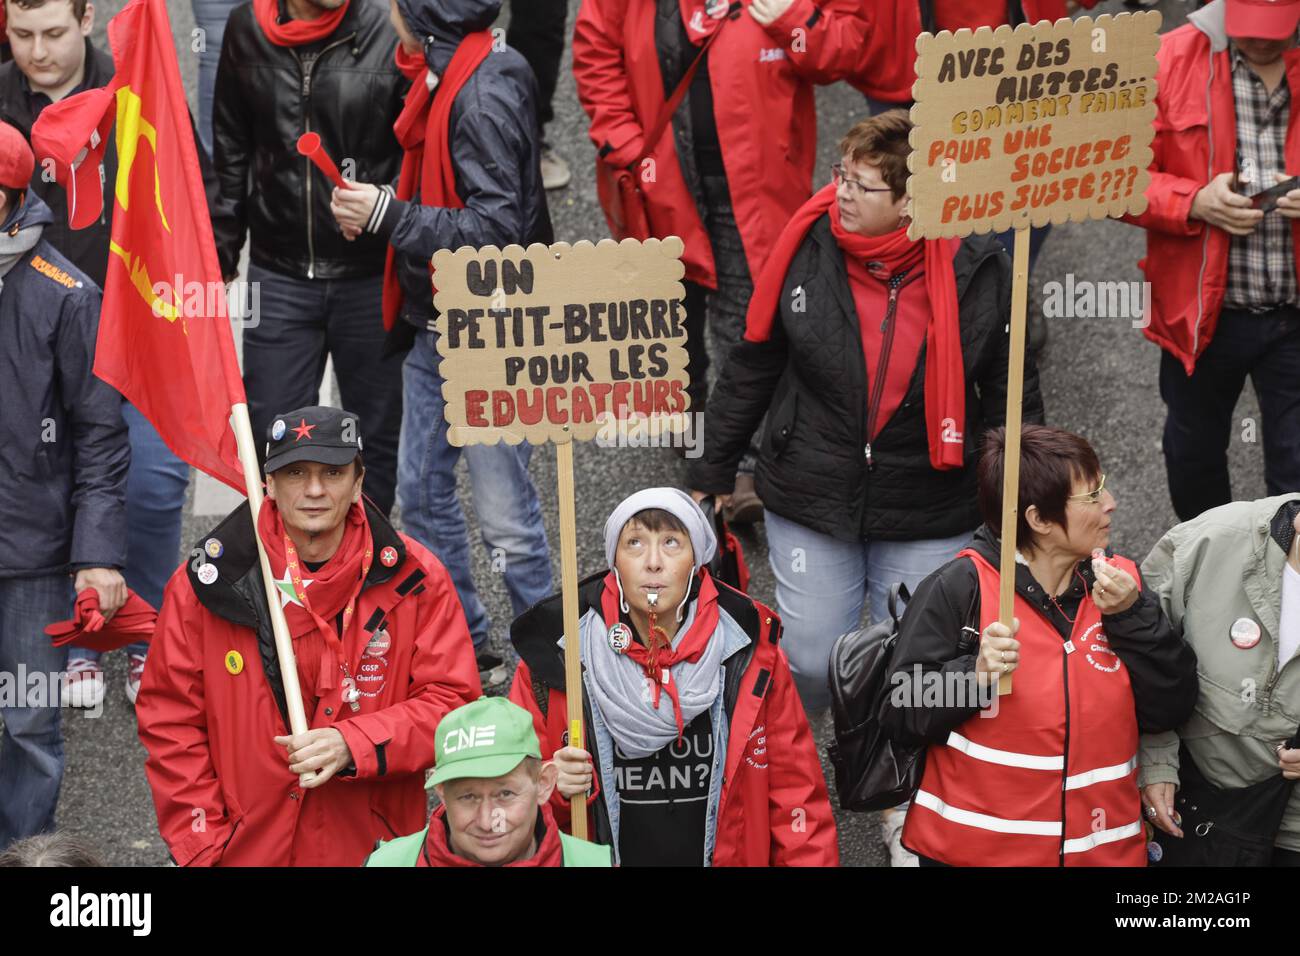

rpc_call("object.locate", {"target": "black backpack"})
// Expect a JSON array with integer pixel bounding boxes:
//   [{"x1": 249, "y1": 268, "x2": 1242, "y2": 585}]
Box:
[{"x1": 826, "y1": 581, "x2": 979, "y2": 812}]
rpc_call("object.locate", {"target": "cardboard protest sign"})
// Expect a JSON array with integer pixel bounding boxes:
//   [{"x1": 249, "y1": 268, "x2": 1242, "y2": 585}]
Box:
[
  {"x1": 431, "y1": 237, "x2": 690, "y2": 447},
  {"x1": 907, "y1": 11, "x2": 1160, "y2": 240}
]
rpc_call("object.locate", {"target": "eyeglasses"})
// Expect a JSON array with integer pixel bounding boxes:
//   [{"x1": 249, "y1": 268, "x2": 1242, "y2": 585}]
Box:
[
  {"x1": 1066, "y1": 473, "x2": 1107, "y2": 505},
  {"x1": 830, "y1": 164, "x2": 895, "y2": 199}
]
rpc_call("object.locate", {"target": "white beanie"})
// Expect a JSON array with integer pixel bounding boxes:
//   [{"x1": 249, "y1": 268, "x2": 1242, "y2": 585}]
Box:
[{"x1": 604, "y1": 488, "x2": 717, "y2": 621}]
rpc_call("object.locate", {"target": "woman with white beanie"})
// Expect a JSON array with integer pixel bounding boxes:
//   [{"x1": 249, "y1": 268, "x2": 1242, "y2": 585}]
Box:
[{"x1": 507, "y1": 488, "x2": 837, "y2": 866}]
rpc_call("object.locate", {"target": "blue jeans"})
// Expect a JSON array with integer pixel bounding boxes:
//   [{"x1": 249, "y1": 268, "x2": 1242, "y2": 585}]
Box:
[
  {"x1": 0, "y1": 575, "x2": 74, "y2": 849},
  {"x1": 398, "y1": 329, "x2": 554, "y2": 648},
  {"x1": 243, "y1": 263, "x2": 404, "y2": 515},
  {"x1": 79, "y1": 404, "x2": 189, "y2": 663},
  {"x1": 191, "y1": 0, "x2": 243, "y2": 156},
  {"x1": 764, "y1": 510, "x2": 972, "y2": 712}
]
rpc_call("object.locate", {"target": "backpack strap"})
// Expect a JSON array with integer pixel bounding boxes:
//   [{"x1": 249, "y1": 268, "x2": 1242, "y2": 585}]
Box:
[{"x1": 363, "y1": 827, "x2": 426, "y2": 867}]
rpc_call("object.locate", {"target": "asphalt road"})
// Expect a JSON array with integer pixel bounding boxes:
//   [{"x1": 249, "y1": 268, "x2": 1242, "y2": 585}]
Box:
[{"x1": 48, "y1": 0, "x2": 1263, "y2": 867}]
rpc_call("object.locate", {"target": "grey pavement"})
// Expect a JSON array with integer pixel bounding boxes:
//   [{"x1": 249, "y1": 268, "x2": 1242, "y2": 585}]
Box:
[{"x1": 50, "y1": 0, "x2": 1261, "y2": 867}]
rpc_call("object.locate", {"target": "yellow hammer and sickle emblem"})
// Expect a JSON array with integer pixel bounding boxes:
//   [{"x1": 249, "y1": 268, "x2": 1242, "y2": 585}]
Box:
[{"x1": 107, "y1": 84, "x2": 182, "y2": 324}]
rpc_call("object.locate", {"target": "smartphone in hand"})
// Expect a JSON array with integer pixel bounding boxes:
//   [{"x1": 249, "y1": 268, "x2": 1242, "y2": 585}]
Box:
[{"x1": 1250, "y1": 175, "x2": 1300, "y2": 212}]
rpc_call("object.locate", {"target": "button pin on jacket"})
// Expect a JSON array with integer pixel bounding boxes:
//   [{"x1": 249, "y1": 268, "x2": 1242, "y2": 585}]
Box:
[
  {"x1": 608, "y1": 622, "x2": 632, "y2": 654},
  {"x1": 225, "y1": 650, "x2": 244, "y2": 675},
  {"x1": 1230, "y1": 617, "x2": 1261, "y2": 650}
]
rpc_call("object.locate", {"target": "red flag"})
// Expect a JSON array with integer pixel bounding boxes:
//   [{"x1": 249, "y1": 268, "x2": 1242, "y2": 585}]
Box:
[{"x1": 31, "y1": 0, "x2": 247, "y2": 492}]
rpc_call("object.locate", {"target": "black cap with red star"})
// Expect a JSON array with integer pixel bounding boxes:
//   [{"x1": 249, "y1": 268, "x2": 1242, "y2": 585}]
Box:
[{"x1": 264, "y1": 406, "x2": 363, "y2": 474}]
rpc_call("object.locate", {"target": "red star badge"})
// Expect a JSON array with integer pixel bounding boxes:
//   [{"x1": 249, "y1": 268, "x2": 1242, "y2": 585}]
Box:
[
  {"x1": 380, "y1": 546, "x2": 398, "y2": 567},
  {"x1": 291, "y1": 419, "x2": 315, "y2": 441}
]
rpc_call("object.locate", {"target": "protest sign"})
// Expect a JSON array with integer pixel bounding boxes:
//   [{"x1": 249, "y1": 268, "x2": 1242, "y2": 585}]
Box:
[{"x1": 432, "y1": 237, "x2": 690, "y2": 447}]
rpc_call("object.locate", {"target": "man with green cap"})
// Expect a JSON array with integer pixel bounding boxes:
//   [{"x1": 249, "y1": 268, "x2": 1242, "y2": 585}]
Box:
[{"x1": 365, "y1": 697, "x2": 612, "y2": 867}]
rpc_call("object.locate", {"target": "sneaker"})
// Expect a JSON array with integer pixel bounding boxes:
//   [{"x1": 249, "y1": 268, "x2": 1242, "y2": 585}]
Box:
[
  {"x1": 61, "y1": 657, "x2": 105, "y2": 709},
  {"x1": 880, "y1": 808, "x2": 919, "y2": 867},
  {"x1": 476, "y1": 650, "x2": 511, "y2": 688},
  {"x1": 126, "y1": 652, "x2": 147, "y2": 705},
  {"x1": 540, "y1": 145, "x2": 571, "y2": 191}
]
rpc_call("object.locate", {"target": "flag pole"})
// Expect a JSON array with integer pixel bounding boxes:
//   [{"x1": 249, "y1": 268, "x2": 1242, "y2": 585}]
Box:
[{"x1": 229, "y1": 401, "x2": 315, "y2": 783}]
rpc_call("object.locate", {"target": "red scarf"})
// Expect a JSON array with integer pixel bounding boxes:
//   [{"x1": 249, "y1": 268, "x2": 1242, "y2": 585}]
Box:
[
  {"x1": 382, "y1": 33, "x2": 494, "y2": 331},
  {"x1": 253, "y1": 0, "x2": 349, "y2": 47},
  {"x1": 599, "y1": 569, "x2": 721, "y2": 740},
  {"x1": 745, "y1": 183, "x2": 966, "y2": 470},
  {"x1": 679, "y1": 0, "x2": 729, "y2": 44},
  {"x1": 418, "y1": 804, "x2": 565, "y2": 867},
  {"x1": 256, "y1": 498, "x2": 371, "y2": 694}
]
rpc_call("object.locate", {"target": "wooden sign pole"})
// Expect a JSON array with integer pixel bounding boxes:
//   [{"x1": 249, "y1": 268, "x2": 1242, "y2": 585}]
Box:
[
  {"x1": 555, "y1": 430, "x2": 587, "y2": 839},
  {"x1": 996, "y1": 227, "x2": 1031, "y2": 696}
]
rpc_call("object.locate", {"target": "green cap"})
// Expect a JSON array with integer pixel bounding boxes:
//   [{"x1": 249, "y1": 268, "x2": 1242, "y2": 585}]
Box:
[{"x1": 426, "y1": 696, "x2": 543, "y2": 788}]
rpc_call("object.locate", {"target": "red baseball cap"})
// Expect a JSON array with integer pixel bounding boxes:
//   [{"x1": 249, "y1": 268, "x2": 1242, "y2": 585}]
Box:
[
  {"x1": 29, "y1": 85, "x2": 115, "y2": 230},
  {"x1": 0, "y1": 120, "x2": 34, "y2": 191},
  {"x1": 1226, "y1": 0, "x2": 1300, "y2": 40}
]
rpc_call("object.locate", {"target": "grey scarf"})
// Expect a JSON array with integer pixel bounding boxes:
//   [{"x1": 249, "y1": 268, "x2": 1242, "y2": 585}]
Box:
[{"x1": 580, "y1": 602, "x2": 725, "y2": 760}]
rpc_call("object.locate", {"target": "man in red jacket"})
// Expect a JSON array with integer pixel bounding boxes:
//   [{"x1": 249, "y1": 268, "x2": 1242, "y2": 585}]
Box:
[
  {"x1": 136, "y1": 406, "x2": 481, "y2": 866},
  {"x1": 1127, "y1": 0, "x2": 1300, "y2": 521},
  {"x1": 574, "y1": 0, "x2": 870, "y2": 525}
]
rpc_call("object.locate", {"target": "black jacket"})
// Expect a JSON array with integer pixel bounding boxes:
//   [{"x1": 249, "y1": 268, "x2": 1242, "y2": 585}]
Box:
[
  {"x1": 880, "y1": 525, "x2": 1200, "y2": 744},
  {"x1": 689, "y1": 221, "x2": 1044, "y2": 542},
  {"x1": 0, "y1": 194, "x2": 128, "y2": 577},
  {"x1": 371, "y1": 0, "x2": 553, "y2": 329},
  {"x1": 0, "y1": 41, "x2": 116, "y2": 286},
  {"x1": 212, "y1": 0, "x2": 406, "y2": 280}
]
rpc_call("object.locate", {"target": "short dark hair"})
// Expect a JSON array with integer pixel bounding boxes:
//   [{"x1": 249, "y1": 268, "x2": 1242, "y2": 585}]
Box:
[
  {"x1": 625, "y1": 508, "x2": 689, "y2": 535},
  {"x1": 838, "y1": 110, "x2": 913, "y2": 201},
  {"x1": 0, "y1": 831, "x2": 104, "y2": 867},
  {"x1": 977, "y1": 425, "x2": 1102, "y2": 551},
  {"x1": 6, "y1": 0, "x2": 89, "y2": 22}
]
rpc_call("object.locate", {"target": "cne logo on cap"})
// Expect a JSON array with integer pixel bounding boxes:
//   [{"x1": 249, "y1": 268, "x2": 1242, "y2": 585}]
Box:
[{"x1": 443, "y1": 724, "x2": 496, "y2": 754}]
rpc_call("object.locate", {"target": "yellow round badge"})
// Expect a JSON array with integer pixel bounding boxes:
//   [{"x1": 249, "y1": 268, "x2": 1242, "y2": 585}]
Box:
[{"x1": 225, "y1": 650, "x2": 244, "y2": 675}]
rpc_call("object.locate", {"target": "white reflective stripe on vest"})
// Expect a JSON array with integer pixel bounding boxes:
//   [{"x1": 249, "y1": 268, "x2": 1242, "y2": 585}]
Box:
[
  {"x1": 945, "y1": 731, "x2": 1064, "y2": 770},
  {"x1": 1062, "y1": 820, "x2": 1143, "y2": 855},
  {"x1": 914, "y1": 789, "x2": 1061, "y2": 836},
  {"x1": 1063, "y1": 755, "x2": 1138, "y2": 791}
]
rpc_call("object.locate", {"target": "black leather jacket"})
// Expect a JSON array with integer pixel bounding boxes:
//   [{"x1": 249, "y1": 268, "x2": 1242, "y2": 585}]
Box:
[{"x1": 212, "y1": 0, "x2": 406, "y2": 280}]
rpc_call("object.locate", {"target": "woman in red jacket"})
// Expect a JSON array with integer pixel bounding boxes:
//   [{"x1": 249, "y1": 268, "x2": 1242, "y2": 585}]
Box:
[
  {"x1": 573, "y1": 0, "x2": 870, "y2": 523},
  {"x1": 507, "y1": 487, "x2": 838, "y2": 866}
]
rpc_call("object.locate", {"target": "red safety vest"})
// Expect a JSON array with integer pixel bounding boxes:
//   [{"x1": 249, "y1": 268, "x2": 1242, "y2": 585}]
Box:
[{"x1": 903, "y1": 550, "x2": 1145, "y2": 867}]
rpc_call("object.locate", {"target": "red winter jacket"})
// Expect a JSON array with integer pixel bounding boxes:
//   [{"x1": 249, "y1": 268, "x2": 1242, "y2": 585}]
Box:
[
  {"x1": 853, "y1": 0, "x2": 1099, "y2": 104},
  {"x1": 573, "y1": 0, "x2": 870, "y2": 289},
  {"x1": 507, "y1": 570, "x2": 839, "y2": 866},
  {"x1": 136, "y1": 500, "x2": 481, "y2": 867},
  {"x1": 1125, "y1": 7, "x2": 1300, "y2": 374}
]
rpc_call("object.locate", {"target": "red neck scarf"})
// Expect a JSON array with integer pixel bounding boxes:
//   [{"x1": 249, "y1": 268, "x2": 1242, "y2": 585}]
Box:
[
  {"x1": 382, "y1": 33, "x2": 494, "y2": 331},
  {"x1": 599, "y1": 569, "x2": 721, "y2": 740},
  {"x1": 253, "y1": 0, "x2": 349, "y2": 47},
  {"x1": 745, "y1": 183, "x2": 966, "y2": 470},
  {"x1": 256, "y1": 498, "x2": 371, "y2": 692},
  {"x1": 419, "y1": 804, "x2": 565, "y2": 867}
]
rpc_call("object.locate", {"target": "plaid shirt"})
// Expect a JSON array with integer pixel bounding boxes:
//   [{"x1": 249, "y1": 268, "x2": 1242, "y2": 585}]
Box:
[{"x1": 1226, "y1": 44, "x2": 1297, "y2": 310}]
